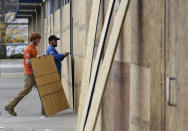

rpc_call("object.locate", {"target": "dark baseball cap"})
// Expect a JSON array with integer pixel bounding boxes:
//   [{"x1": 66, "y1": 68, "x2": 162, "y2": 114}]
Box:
[{"x1": 48, "y1": 35, "x2": 60, "y2": 41}]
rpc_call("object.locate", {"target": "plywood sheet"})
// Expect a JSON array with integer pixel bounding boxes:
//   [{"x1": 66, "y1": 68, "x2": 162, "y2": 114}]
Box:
[
  {"x1": 77, "y1": 0, "x2": 102, "y2": 130},
  {"x1": 60, "y1": 4, "x2": 73, "y2": 110},
  {"x1": 44, "y1": 18, "x2": 47, "y2": 53},
  {"x1": 113, "y1": 0, "x2": 164, "y2": 130},
  {"x1": 140, "y1": 1, "x2": 164, "y2": 130},
  {"x1": 74, "y1": 56, "x2": 84, "y2": 112},
  {"x1": 47, "y1": 16, "x2": 51, "y2": 38},
  {"x1": 50, "y1": 14, "x2": 54, "y2": 35},
  {"x1": 79, "y1": 0, "x2": 129, "y2": 130},
  {"x1": 81, "y1": 0, "x2": 115, "y2": 130},
  {"x1": 73, "y1": 0, "x2": 86, "y2": 56},
  {"x1": 113, "y1": 62, "x2": 130, "y2": 131},
  {"x1": 54, "y1": 9, "x2": 61, "y2": 52},
  {"x1": 129, "y1": 64, "x2": 150, "y2": 130},
  {"x1": 61, "y1": 3, "x2": 70, "y2": 53},
  {"x1": 112, "y1": 63, "x2": 150, "y2": 131},
  {"x1": 31, "y1": 55, "x2": 69, "y2": 117},
  {"x1": 54, "y1": 9, "x2": 61, "y2": 34},
  {"x1": 61, "y1": 55, "x2": 73, "y2": 109},
  {"x1": 47, "y1": 14, "x2": 54, "y2": 37}
]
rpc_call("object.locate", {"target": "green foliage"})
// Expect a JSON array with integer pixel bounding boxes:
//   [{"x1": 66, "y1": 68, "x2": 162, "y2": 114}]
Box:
[
  {"x1": 0, "y1": 54, "x2": 23, "y2": 59},
  {"x1": 0, "y1": 54, "x2": 7, "y2": 59},
  {"x1": 8, "y1": 54, "x2": 23, "y2": 59}
]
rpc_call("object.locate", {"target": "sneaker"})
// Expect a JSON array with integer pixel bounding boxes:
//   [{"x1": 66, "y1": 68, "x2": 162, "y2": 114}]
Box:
[
  {"x1": 5, "y1": 106, "x2": 17, "y2": 116},
  {"x1": 41, "y1": 107, "x2": 45, "y2": 115}
]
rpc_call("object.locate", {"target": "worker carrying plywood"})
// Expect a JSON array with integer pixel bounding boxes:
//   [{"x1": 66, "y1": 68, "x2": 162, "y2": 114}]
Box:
[
  {"x1": 46, "y1": 35, "x2": 69, "y2": 76},
  {"x1": 5, "y1": 32, "x2": 42, "y2": 116}
]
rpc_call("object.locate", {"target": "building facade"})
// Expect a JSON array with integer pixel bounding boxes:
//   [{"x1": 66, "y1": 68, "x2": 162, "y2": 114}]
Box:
[{"x1": 15, "y1": 0, "x2": 188, "y2": 131}]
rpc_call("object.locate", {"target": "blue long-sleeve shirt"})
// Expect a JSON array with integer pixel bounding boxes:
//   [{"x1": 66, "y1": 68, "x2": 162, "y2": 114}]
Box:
[{"x1": 46, "y1": 45, "x2": 65, "y2": 74}]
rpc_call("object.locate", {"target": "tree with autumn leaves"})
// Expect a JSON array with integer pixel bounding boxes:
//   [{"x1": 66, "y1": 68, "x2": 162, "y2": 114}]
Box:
[{"x1": 0, "y1": 0, "x2": 28, "y2": 56}]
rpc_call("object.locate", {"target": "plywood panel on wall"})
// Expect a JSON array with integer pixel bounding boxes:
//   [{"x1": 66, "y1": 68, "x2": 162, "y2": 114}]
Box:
[
  {"x1": 61, "y1": 3, "x2": 70, "y2": 53},
  {"x1": 54, "y1": 9, "x2": 61, "y2": 34},
  {"x1": 47, "y1": 14, "x2": 54, "y2": 39},
  {"x1": 74, "y1": 56, "x2": 85, "y2": 112},
  {"x1": 166, "y1": 0, "x2": 188, "y2": 131},
  {"x1": 112, "y1": 0, "x2": 164, "y2": 131},
  {"x1": 79, "y1": 1, "x2": 130, "y2": 130},
  {"x1": 31, "y1": 55, "x2": 69, "y2": 117},
  {"x1": 129, "y1": 64, "x2": 150, "y2": 130},
  {"x1": 166, "y1": 0, "x2": 177, "y2": 130},
  {"x1": 72, "y1": 0, "x2": 79, "y2": 56},
  {"x1": 74, "y1": 0, "x2": 86, "y2": 57},
  {"x1": 61, "y1": 55, "x2": 73, "y2": 109},
  {"x1": 141, "y1": 1, "x2": 164, "y2": 131},
  {"x1": 50, "y1": 14, "x2": 54, "y2": 35},
  {"x1": 47, "y1": 16, "x2": 51, "y2": 38},
  {"x1": 54, "y1": 9, "x2": 61, "y2": 52},
  {"x1": 114, "y1": 0, "x2": 142, "y2": 64},
  {"x1": 43, "y1": 18, "x2": 47, "y2": 53},
  {"x1": 61, "y1": 3, "x2": 73, "y2": 109},
  {"x1": 77, "y1": 0, "x2": 102, "y2": 130},
  {"x1": 113, "y1": 63, "x2": 150, "y2": 131},
  {"x1": 101, "y1": 71, "x2": 114, "y2": 131}
]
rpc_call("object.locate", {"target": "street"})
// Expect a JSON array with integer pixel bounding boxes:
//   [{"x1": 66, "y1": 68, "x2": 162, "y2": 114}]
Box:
[{"x1": 0, "y1": 59, "x2": 77, "y2": 131}]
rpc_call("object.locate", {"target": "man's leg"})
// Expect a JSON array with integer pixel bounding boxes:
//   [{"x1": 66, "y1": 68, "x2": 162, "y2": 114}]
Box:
[{"x1": 5, "y1": 74, "x2": 35, "y2": 116}]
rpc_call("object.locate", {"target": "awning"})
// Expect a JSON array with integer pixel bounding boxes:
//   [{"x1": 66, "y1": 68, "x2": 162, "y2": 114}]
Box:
[{"x1": 14, "y1": 0, "x2": 43, "y2": 19}]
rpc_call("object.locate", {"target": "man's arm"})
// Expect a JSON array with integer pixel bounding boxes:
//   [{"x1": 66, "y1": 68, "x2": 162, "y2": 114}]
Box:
[
  {"x1": 24, "y1": 51, "x2": 31, "y2": 65},
  {"x1": 64, "y1": 52, "x2": 70, "y2": 57},
  {"x1": 46, "y1": 47, "x2": 69, "y2": 61},
  {"x1": 53, "y1": 52, "x2": 69, "y2": 61},
  {"x1": 53, "y1": 53, "x2": 65, "y2": 61}
]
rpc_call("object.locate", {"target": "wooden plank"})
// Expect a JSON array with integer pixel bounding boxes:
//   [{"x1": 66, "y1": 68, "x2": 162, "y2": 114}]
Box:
[
  {"x1": 61, "y1": 3, "x2": 70, "y2": 53},
  {"x1": 44, "y1": 18, "x2": 47, "y2": 52},
  {"x1": 85, "y1": 0, "x2": 115, "y2": 130},
  {"x1": 89, "y1": 0, "x2": 115, "y2": 90},
  {"x1": 50, "y1": 14, "x2": 54, "y2": 35},
  {"x1": 77, "y1": 0, "x2": 102, "y2": 130},
  {"x1": 54, "y1": 9, "x2": 61, "y2": 52},
  {"x1": 47, "y1": 16, "x2": 51, "y2": 38},
  {"x1": 60, "y1": 4, "x2": 73, "y2": 110},
  {"x1": 74, "y1": 56, "x2": 85, "y2": 112},
  {"x1": 140, "y1": 1, "x2": 164, "y2": 130},
  {"x1": 31, "y1": 55, "x2": 69, "y2": 117},
  {"x1": 79, "y1": 0, "x2": 130, "y2": 131},
  {"x1": 61, "y1": 55, "x2": 73, "y2": 109},
  {"x1": 54, "y1": 9, "x2": 61, "y2": 34}
]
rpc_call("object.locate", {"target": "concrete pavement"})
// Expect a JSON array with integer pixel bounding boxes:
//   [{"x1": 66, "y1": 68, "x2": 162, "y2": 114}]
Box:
[{"x1": 0, "y1": 59, "x2": 77, "y2": 131}]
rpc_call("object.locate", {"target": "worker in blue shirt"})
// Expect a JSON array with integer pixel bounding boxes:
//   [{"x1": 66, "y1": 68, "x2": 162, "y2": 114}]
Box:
[
  {"x1": 41, "y1": 35, "x2": 69, "y2": 115},
  {"x1": 46, "y1": 35, "x2": 69, "y2": 75}
]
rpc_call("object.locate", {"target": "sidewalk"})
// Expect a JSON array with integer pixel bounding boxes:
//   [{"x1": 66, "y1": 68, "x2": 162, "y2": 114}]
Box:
[
  {"x1": 0, "y1": 59, "x2": 24, "y2": 74},
  {"x1": 0, "y1": 59, "x2": 77, "y2": 131}
]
